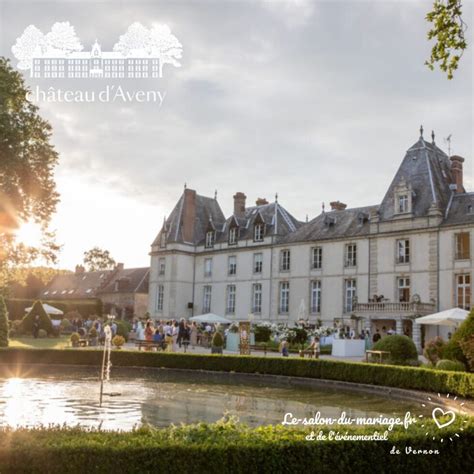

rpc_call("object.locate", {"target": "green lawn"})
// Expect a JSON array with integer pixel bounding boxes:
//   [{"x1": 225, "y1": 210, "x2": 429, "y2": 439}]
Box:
[{"x1": 8, "y1": 335, "x2": 71, "y2": 349}]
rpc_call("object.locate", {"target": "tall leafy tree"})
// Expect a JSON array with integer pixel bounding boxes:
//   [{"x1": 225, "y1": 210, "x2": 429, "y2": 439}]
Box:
[
  {"x1": 426, "y1": 0, "x2": 468, "y2": 79},
  {"x1": 0, "y1": 58, "x2": 60, "y2": 292},
  {"x1": 83, "y1": 247, "x2": 116, "y2": 272},
  {"x1": 0, "y1": 296, "x2": 9, "y2": 347}
]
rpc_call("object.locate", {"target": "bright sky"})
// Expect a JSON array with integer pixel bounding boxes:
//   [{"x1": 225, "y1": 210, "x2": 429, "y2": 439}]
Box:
[{"x1": 0, "y1": 0, "x2": 472, "y2": 270}]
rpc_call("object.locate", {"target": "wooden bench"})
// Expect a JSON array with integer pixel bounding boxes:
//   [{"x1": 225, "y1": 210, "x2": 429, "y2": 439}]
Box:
[
  {"x1": 78, "y1": 339, "x2": 88, "y2": 347},
  {"x1": 366, "y1": 350, "x2": 391, "y2": 363},
  {"x1": 299, "y1": 349, "x2": 320, "y2": 359},
  {"x1": 135, "y1": 340, "x2": 164, "y2": 351},
  {"x1": 238, "y1": 344, "x2": 280, "y2": 356}
]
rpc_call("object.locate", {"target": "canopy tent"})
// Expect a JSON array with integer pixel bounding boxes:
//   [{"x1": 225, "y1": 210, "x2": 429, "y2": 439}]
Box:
[
  {"x1": 25, "y1": 303, "x2": 64, "y2": 316},
  {"x1": 415, "y1": 308, "x2": 468, "y2": 327},
  {"x1": 189, "y1": 313, "x2": 233, "y2": 324}
]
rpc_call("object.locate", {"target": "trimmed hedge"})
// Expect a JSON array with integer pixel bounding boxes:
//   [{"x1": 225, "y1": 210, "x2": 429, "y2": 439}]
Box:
[
  {"x1": 0, "y1": 420, "x2": 472, "y2": 473},
  {"x1": 1, "y1": 348, "x2": 474, "y2": 398}
]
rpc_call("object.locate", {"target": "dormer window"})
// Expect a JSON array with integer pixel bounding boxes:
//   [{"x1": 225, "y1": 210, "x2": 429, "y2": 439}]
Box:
[
  {"x1": 160, "y1": 232, "x2": 166, "y2": 248},
  {"x1": 393, "y1": 178, "x2": 412, "y2": 216},
  {"x1": 254, "y1": 223, "x2": 264, "y2": 242},
  {"x1": 228, "y1": 227, "x2": 238, "y2": 245},
  {"x1": 205, "y1": 230, "x2": 215, "y2": 248},
  {"x1": 398, "y1": 195, "x2": 409, "y2": 213}
]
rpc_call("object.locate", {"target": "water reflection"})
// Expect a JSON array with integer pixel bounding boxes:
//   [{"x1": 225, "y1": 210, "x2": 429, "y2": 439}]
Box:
[{"x1": 0, "y1": 367, "x2": 424, "y2": 431}]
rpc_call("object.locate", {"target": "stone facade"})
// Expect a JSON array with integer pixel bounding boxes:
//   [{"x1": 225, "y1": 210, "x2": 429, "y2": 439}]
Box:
[{"x1": 149, "y1": 132, "x2": 473, "y2": 350}]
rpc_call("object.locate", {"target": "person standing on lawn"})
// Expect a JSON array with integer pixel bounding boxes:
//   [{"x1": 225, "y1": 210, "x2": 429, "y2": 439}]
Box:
[{"x1": 32, "y1": 315, "x2": 40, "y2": 339}]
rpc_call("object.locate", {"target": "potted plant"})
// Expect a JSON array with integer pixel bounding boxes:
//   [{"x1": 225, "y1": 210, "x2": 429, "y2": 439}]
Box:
[
  {"x1": 211, "y1": 331, "x2": 224, "y2": 354},
  {"x1": 88, "y1": 327, "x2": 98, "y2": 346},
  {"x1": 112, "y1": 335, "x2": 125, "y2": 349},
  {"x1": 70, "y1": 332, "x2": 80, "y2": 348}
]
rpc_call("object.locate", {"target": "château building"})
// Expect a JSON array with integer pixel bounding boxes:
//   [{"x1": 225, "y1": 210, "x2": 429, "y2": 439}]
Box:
[{"x1": 148, "y1": 130, "x2": 473, "y2": 351}]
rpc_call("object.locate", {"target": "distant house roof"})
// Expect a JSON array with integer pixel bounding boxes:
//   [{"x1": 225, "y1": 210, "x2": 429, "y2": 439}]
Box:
[
  {"x1": 41, "y1": 270, "x2": 114, "y2": 299},
  {"x1": 41, "y1": 266, "x2": 149, "y2": 299},
  {"x1": 99, "y1": 267, "x2": 149, "y2": 294}
]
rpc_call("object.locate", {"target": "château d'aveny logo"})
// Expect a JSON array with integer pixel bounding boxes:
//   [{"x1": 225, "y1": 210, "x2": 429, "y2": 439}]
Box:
[{"x1": 11, "y1": 21, "x2": 183, "y2": 80}]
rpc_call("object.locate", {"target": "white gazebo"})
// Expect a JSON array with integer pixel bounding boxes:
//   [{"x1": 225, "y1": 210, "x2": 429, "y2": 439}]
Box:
[
  {"x1": 415, "y1": 308, "x2": 468, "y2": 327},
  {"x1": 414, "y1": 308, "x2": 468, "y2": 352},
  {"x1": 189, "y1": 313, "x2": 233, "y2": 325}
]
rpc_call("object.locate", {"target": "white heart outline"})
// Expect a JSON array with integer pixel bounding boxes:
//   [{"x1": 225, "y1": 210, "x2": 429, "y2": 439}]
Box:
[{"x1": 432, "y1": 407, "x2": 456, "y2": 429}]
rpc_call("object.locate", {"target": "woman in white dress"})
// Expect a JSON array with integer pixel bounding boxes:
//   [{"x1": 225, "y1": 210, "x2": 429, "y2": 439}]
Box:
[{"x1": 171, "y1": 322, "x2": 179, "y2": 351}]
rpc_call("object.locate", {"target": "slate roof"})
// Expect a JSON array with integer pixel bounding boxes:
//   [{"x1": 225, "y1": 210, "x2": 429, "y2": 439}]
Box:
[
  {"x1": 41, "y1": 270, "x2": 114, "y2": 299},
  {"x1": 282, "y1": 205, "x2": 378, "y2": 244},
  {"x1": 378, "y1": 136, "x2": 454, "y2": 221},
  {"x1": 99, "y1": 267, "x2": 149, "y2": 294},
  {"x1": 41, "y1": 267, "x2": 149, "y2": 299},
  {"x1": 443, "y1": 193, "x2": 474, "y2": 226},
  {"x1": 152, "y1": 191, "x2": 226, "y2": 246},
  {"x1": 152, "y1": 134, "x2": 472, "y2": 248},
  {"x1": 216, "y1": 202, "x2": 303, "y2": 244}
]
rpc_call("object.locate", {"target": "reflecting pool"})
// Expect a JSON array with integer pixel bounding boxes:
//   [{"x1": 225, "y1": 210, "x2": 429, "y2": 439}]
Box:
[{"x1": 0, "y1": 366, "x2": 426, "y2": 431}]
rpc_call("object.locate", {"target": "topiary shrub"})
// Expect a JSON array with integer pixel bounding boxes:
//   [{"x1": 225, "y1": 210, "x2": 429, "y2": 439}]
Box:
[
  {"x1": 38, "y1": 329, "x2": 47, "y2": 338},
  {"x1": 70, "y1": 332, "x2": 80, "y2": 347},
  {"x1": 372, "y1": 334, "x2": 418, "y2": 365},
  {"x1": 112, "y1": 335, "x2": 125, "y2": 348},
  {"x1": 211, "y1": 331, "x2": 224, "y2": 354},
  {"x1": 0, "y1": 296, "x2": 9, "y2": 348},
  {"x1": 435, "y1": 359, "x2": 466, "y2": 372},
  {"x1": 20, "y1": 301, "x2": 53, "y2": 335},
  {"x1": 115, "y1": 320, "x2": 131, "y2": 342},
  {"x1": 443, "y1": 309, "x2": 474, "y2": 364},
  {"x1": 423, "y1": 337, "x2": 446, "y2": 364}
]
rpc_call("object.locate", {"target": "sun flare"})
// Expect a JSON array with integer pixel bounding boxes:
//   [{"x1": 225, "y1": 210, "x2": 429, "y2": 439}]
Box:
[{"x1": 14, "y1": 221, "x2": 43, "y2": 248}]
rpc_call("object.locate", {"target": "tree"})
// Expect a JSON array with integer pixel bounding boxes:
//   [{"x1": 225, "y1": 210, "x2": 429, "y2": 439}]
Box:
[
  {"x1": 148, "y1": 24, "x2": 183, "y2": 78},
  {"x1": 45, "y1": 22, "x2": 83, "y2": 55},
  {"x1": 0, "y1": 58, "x2": 60, "y2": 293},
  {"x1": 426, "y1": 0, "x2": 468, "y2": 79},
  {"x1": 83, "y1": 247, "x2": 116, "y2": 272},
  {"x1": 11, "y1": 25, "x2": 46, "y2": 70},
  {"x1": 0, "y1": 296, "x2": 9, "y2": 347},
  {"x1": 113, "y1": 22, "x2": 150, "y2": 56}
]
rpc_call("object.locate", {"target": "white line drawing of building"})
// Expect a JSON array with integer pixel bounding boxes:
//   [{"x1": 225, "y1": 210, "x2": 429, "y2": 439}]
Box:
[{"x1": 13, "y1": 22, "x2": 183, "y2": 79}]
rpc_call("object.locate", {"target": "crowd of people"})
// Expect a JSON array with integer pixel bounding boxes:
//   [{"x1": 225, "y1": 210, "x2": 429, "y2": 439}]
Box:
[{"x1": 132, "y1": 319, "x2": 217, "y2": 352}]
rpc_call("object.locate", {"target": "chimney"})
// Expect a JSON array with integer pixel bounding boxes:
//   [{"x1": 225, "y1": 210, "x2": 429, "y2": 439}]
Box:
[
  {"x1": 116, "y1": 262, "x2": 124, "y2": 271},
  {"x1": 450, "y1": 155, "x2": 465, "y2": 193},
  {"x1": 182, "y1": 188, "x2": 197, "y2": 242},
  {"x1": 255, "y1": 197, "x2": 268, "y2": 206},
  {"x1": 75, "y1": 265, "x2": 85, "y2": 274},
  {"x1": 330, "y1": 201, "x2": 347, "y2": 211},
  {"x1": 233, "y1": 192, "x2": 247, "y2": 217}
]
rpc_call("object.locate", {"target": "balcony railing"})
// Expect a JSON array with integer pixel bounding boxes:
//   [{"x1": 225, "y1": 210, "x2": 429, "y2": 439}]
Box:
[{"x1": 353, "y1": 301, "x2": 435, "y2": 314}]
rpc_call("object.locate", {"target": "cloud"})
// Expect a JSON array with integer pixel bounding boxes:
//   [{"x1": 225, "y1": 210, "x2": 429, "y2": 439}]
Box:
[{"x1": 0, "y1": 0, "x2": 472, "y2": 268}]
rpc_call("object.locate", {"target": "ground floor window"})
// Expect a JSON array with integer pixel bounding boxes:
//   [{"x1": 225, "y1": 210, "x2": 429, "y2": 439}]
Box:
[
  {"x1": 156, "y1": 285, "x2": 164, "y2": 311},
  {"x1": 310, "y1": 280, "x2": 321, "y2": 313},
  {"x1": 279, "y1": 282, "x2": 290, "y2": 313},
  {"x1": 344, "y1": 279, "x2": 356, "y2": 313}
]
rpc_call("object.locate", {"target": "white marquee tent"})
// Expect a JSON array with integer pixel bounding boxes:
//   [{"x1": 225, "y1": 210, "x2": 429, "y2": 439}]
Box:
[{"x1": 415, "y1": 308, "x2": 468, "y2": 327}]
